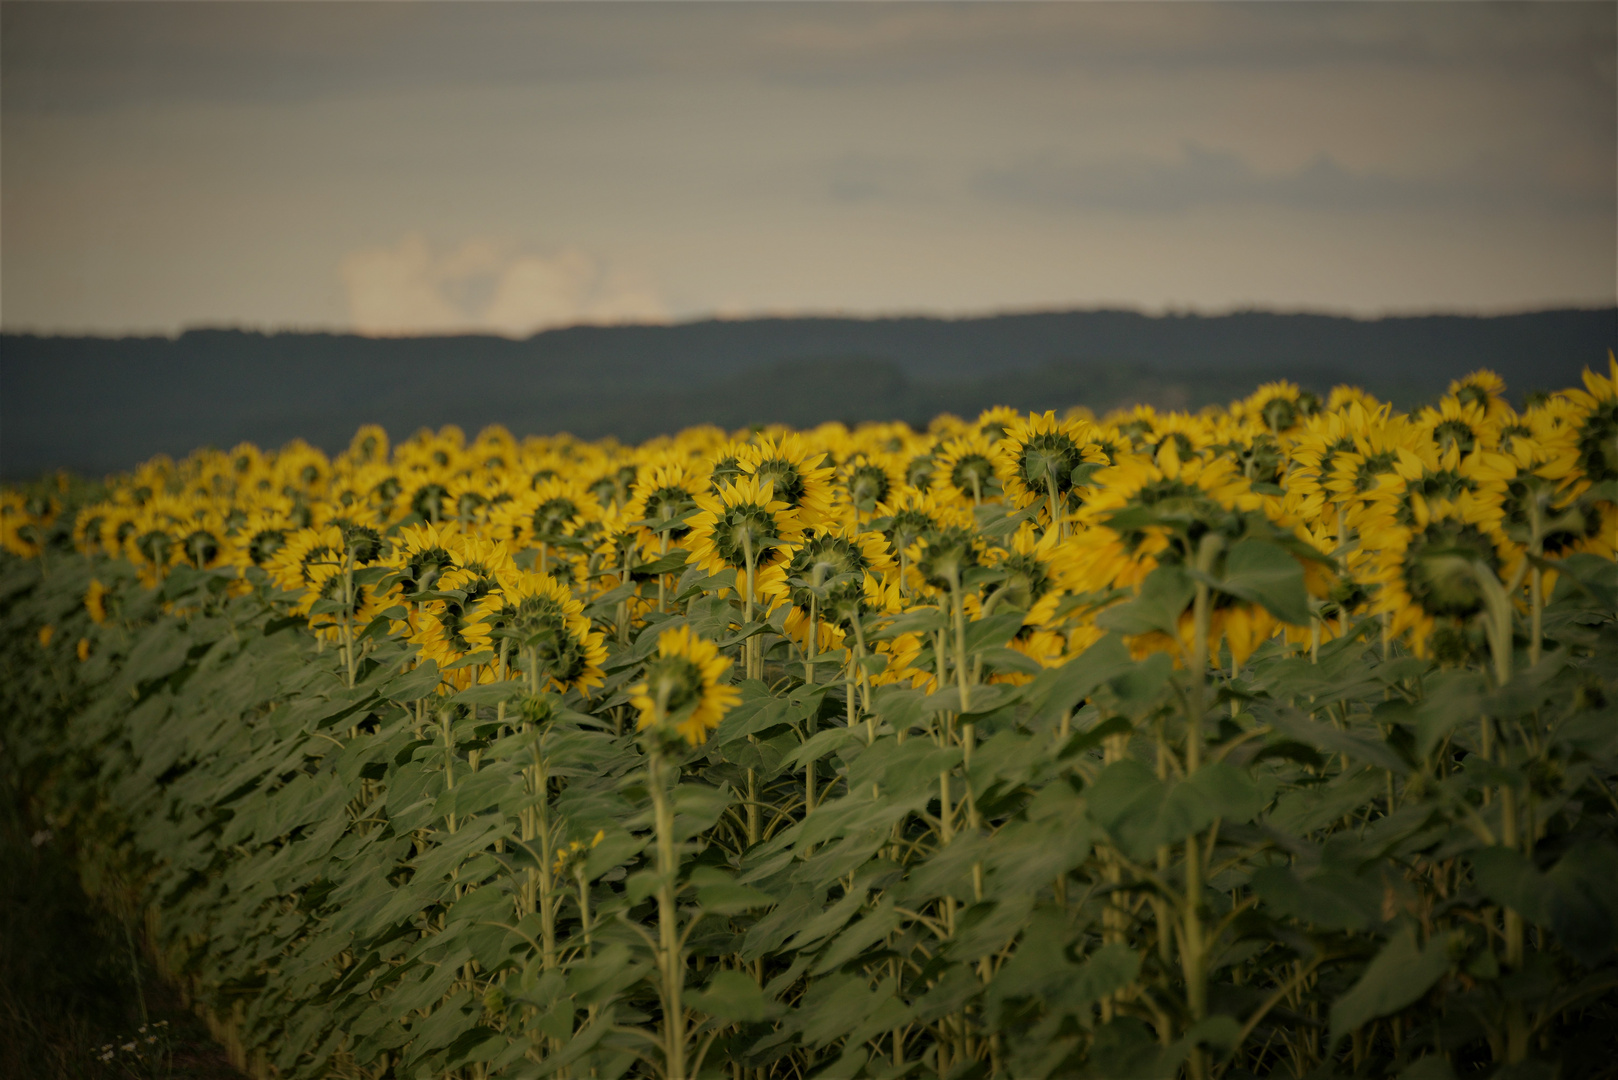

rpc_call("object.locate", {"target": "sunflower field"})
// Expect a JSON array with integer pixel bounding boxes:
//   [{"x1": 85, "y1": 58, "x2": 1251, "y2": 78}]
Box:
[{"x1": 2, "y1": 362, "x2": 1616, "y2": 1080}]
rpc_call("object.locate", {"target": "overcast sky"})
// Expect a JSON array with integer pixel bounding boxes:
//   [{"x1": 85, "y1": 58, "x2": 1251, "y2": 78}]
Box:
[{"x1": 3, "y1": 2, "x2": 1613, "y2": 337}]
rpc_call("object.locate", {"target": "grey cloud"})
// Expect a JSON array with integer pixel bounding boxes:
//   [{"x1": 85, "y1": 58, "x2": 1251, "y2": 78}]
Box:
[
  {"x1": 823, "y1": 155, "x2": 931, "y2": 205},
  {"x1": 973, "y1": 144, "x2": 1613, "y2": 218},
  {"x1": 3, "y1": 2, "x2": 1611, "y2": 112}
]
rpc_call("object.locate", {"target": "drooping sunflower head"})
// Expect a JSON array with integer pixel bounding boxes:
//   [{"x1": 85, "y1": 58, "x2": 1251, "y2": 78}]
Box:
[
  {"x1": 1567, "y1": 354, "x2": 1618, "y2": 487},
  {"x1": 625, "y1": 454, "x2": 709, "y2": 546},
  {"x1": 629, "y1": 625, "x2": 740, "y2": 746},
  {"x1": 176, "y1": 519, "x2": 232, "y2": 571},
  {"x1": 996, "y1": 411, "x2": 1111, "y2": 515},
  {"x1": 980, "y1": 523, "x2": 1081, "y2": 630},
  {"x1": 84, "y1": 579, "x2": 109, "y2": 625},
  {"x1": 875, "y1": 487, "x2": 952, "y2": 563},
  {"x1": 1447, "y1": 370, "x2": 1513, "y2": 423},
  {"x1": 841, "y1": 454, "x2": 899, "y2": 516},
  {"x1": 265, "y1": 525, "x2": 343, "y2": 597},
  {"x1": 345, "y1": 424, "x2": 390, "y2": 467},
  {"x1": 933, "y1": 433, "x2": 1003, "y2": 507},
  {"x1": 975, "y1": 405, "x2": 1023, "y2": 444},
  {"x1": 1325, "y1": 385, "x2": 1384, "y2": 413},
  {"x1": 766, "y1": 524, "x2": 893, "y2": 630},
  {"x1": 738, "y1": 434, "x2": 836, "y2": 526},
  {"x1": 471, "y1": 424, "x2": 518, "y2": 472},
  {"x1": 911, "y1": 523, "x2": 983, "y2": 593},
  {"x1": 688, "y1": 475, "x2": 804, "y2": 583},
  {"x1": 235, "y1": 509, "x2": 293, "y2": 569},
  {"x1": 1104, "y1": 404, "x2": 1160, "y2": 452},
  {"x1": 1241, "y1": 381, "x2": 1320, "y2": 437},
  {"x1": 1417, "y1": 396, "x2": 1500, "y2": 460},
  {"x1": 1367, "y1": 512, "x2": 1507, "y2": 659},
  {"x1": 902, "y1": 451, "x2": 937, "y2": 491},
  {"x1": 472, "y1": 570, "x2": 607, "y2": 695},
  {"x1": 388, "y1": 521, "x2": 462, "y2": 598}
]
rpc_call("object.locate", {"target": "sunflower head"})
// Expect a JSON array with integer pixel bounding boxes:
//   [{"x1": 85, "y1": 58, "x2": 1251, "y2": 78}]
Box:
[
  {"x1": 843, "y1": 457, "x2": 896, "y2": 515},
  {"x1": 389, "y1": 522, "x2": 462, "y2": 598},
  {"x1": 1569, "y1": 356, "x2": 1618, "y2": 486},
  {"x1": 1401, "y1": 518, "x2": 1501, "y2": 619},
  {"x1": 912, "y1": 524, "x2": 982, "y2": 592},
  {"x1": 85, "y1": 579, "x2": 109, "y2": 624},
  {"x1": 1242, "y1": 381, "x2": 1319, "y2": 436},
  {"x1": 934, "y1": 434, "x2": 1003, "y2": 506},
  {"x1": 771, "y1": 526, "x2": 892, "y2": 630},
  {"x1": 998, "y1": 411, "x2": 1110, "y2": 514},
  {"x1": 688, "y1": 475, "x2": 803, "y2": 580},
  {"x1": 346, "y1": 424, "x2": 390, "y2": 466},
  {"x1": 739, "y1": 434, "x2": 836, "y2": 525},
  {"x1": 474, "y1": 571, "x2": 607, "y2": 695},
  {"x1": 630, "y1": 626, "x2": 740, "y2": 746}
]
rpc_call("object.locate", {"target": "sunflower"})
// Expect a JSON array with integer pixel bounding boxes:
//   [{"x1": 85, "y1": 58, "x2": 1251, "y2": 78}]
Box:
[
  {"x1": 265, "y1": 526, "x2": 344, "y2": 611},
  {"x1": 839, "y1": 452, "x2": 901, "y2": 524},
  {"x1": 84, "y1": 579, "x2": 109, "y2": 624},
  {"x1": 384, "y1": 521, "x2": 463, "y2": 602},
  {"x1": 343, "y1": 423, "x2": 390, "y2": 467},
  {"x1": 1564, "y1": 354, "x2": 1618, "y2": 489},
  {"x1": 901, "y1": 450, "x2": 938, "y2": 492},
  {"x1": 974, "y1": 522, "x2": 1083, "y2": 633},
  {"x1": 737, "y1": 434, "x2": 836, "y2": 527},
  {"x1": 1362, "y1": 508, "x2": 1511, "y2": 661},
  {"x1": 1285, "y1": 399, "x2": 1392, "y2": 532},
  {"x1": 124, "y1": 515, "x2": 178, "y2": 587},
  {"x1": 470, "y1": 424, "x2": 519, "y2": 473},
  {"x1": 412, "y1": 536, "x2": 517, "y2": 667},
  {"x1": 174, "y1": 512, "x2": 235, "y2": 572},
  {"x1": 624, "y1": 453, "x2": 708, "y2": 553},
  {"x1": 73, "y1": 505, "x2": 113, "y2": 556},
  {"x1": 1239, "y1": 381, "x2": 1321, "y2": 438},
  {"x1": 1447, "y1": 370, "x2": 1514, "y2": 425},
  {"x1": 995, "y1": 411, "x2": 1111, "y2": 525},
  {"x1": 933, "y1": 433, "x2": 1003, "y2": 507},
  {"x1": 629, "y1": 625, "x2": 741, "y2": 745},
  {"x1": 761, "y1": 523, "x2": 894, "y2": 648},
  {"x1": 686, "y1": 475, "x2": 805, "y2": 602},
  {"x1": 1070, "y1": 442, "x2": 1261, "y2": 592},
  {"x1": 1416, "y1": 395, "x2": 1503, "y2": 460},
  {"x1": 489, "y1": 477, "x2": 597, "y2": 574},
  {"x1": 467, "y1": 569, "x2": 607, "y2": 696}
]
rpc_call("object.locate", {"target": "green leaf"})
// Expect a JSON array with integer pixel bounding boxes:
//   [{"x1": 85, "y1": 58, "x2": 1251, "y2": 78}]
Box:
[
  {"x1": 1096, "y1": 564, "x2": 1194, "y2": 637},
  {"x1": 384, "y1": 660, "x2": 441, "y2": 702},
  {"x1": 1399, "y1": 1057, "x2": 1457, "y2": 1080},
  {"x1": 1216, "y1": 538, "x2": 1311, "y2": 626},
  {"x1": 688, "y1": 970, "x2": 781, "y2": 1023},
  {"x1": 1251, "y1": 865, "x2": 1381, "y2": 932},
  {"x1": 1185, "y1": 761, "x2": 1264, "y2": 823},
  {"x1": 1472, "y1": 843, "x2": 1618, "y2": 965},
  {"x1": 697, "y1": 880, "x2": 776, "y2": 915},
  {"x1": 1022, "y1": 634, "x2": 1134, "y2": 724},
  {"x1": 447, "y1": 680, "x2": 524, "y2": 707},
  {"x1": 1329, "y1": 926, "x2": 1454, "y2": 1046}
]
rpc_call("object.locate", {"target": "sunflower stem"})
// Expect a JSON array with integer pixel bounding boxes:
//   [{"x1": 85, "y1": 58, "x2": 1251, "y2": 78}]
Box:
[{"x1": 646, "y1": 716, "x2": 688, "y2": 1080}]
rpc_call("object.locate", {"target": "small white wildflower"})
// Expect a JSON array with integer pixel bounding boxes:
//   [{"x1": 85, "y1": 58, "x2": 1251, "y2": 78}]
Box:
[
  {"x1": 29, "y1": 829, "x2": 52, "y2": 848},
  {"x1": 121, "y1": 1041, "x2": 136, "y2": 1052}
]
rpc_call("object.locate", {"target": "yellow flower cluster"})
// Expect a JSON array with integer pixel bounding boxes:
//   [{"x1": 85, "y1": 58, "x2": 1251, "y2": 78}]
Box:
[{"x1": 6, "y1": 360, "x2": 1613, "y2": 729}]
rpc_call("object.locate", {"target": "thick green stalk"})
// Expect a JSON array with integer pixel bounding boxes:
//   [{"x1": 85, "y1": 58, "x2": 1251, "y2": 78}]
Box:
[{"x1": 648, "y1": 737, "x2": 688, "y2": 1080}]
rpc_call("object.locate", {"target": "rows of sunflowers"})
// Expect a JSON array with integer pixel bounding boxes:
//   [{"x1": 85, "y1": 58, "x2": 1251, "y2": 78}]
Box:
[{"x1": 1, "y1": 361, "x2": 1615, "y2": 1080}]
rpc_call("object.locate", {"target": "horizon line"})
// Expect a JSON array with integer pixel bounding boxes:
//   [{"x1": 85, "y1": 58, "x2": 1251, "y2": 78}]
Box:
[{"x1": 2, "y1": 299, "x2": 1614, "y2": 342}]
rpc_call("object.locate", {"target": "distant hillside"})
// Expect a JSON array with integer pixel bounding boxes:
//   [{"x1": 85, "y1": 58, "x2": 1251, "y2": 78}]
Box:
[{"x1": 2, "y1": 307, "x2": 1613, "y2": 478}]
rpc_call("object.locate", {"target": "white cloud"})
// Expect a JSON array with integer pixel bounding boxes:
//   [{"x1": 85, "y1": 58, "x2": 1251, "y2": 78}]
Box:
[{"x1": 340, "y1": 234, "x2": 667, "y2": 337}]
